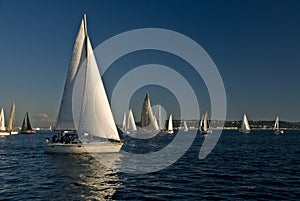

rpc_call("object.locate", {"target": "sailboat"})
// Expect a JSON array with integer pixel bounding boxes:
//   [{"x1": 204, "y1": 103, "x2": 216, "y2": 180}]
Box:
[
  {"x1": 200, "y1": 112, "x2": 212, "y2": 135},
  {"x1": 140, "y1": 94, "x2": 159, "y2": 131},
  {"x1": 183, "y1": 120, "x2": 188, "y2": 132},
  {"x1": 127, "y1": 108, "x2": 137, "y2": 132},
  {"x1": 167, "y1": 114, "x2": 174, "y2": 134},
  {"x1": 122, "y1": 112, "x2": 127, "y2": 133},
  {"x1": 21, "y1": 112, "x2": 36, "y2": 134},
  {"x1": 7, "y1": 102, "x2": 18, "y2": 135},
  {"x1": 0, "y1": 108, "x2": 10, "y2": 136},
  {"x1": 157, "y1": 104, "x2": 165, "y2": 130},
  {"x1": 274, "y1": 116, "x2": 284, "y2": 134},
  {"x1": 240, "y1": 113, "x2": 251, "y2": 134},
  {"x1": 45, "y1": 14, "x2": 123, "y2": 154}
]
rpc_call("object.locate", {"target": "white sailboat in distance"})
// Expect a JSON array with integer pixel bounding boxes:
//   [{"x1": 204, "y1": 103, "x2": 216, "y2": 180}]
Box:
[
  {"x1": 167, "y1": 114, "x2": 174, "y2": 134},
  {"x1": 274, "y1": 116, "x2": 284, "y2": 134},
  {"x1": 45, "y1": 14, "x2": 123, "y2": 154},
  {"x1": 240, "y1": 113, "x2": 251, "y2": 134},
  {"x1": 127, "y1": 108, "x2": 137, "y2": 132},
  {"x1": 7, "y1": 102, "x2": 18, "y2": 135},
  {"x1": 0, "y1": 108, "x2": 10, "y2": 136},
  {"x1": 200, "y1": 112, "x2": 212, "y2": 135},
  {"x1": 183, "y1": 120, "x2": 188, "y2": 132}
]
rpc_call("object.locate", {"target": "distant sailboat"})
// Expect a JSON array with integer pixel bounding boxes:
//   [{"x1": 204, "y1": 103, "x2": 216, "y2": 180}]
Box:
[
  {"x1": 122, "y1": 112, "x2": 127, "y2": 133},
  {"x1": 157, "y1": 104, "x2": 165, "y2": 130},
  {"x1": 198, "y1": 113, "x2": 204, "y2": 132},
  {"x1": 8, "y1": 102, "x2": 18, "y2": 135},
  {"x1": 140, "y1": 94, "x2": 159, "y2": 131},
  {"x1": 45, "y1": 14, "x2": 123, "y2": 153},
  {"x1": 274, "y1": 116, "x2": 284, "y2": 134},
  {"x1": 127, "y1": 108, "x2": 137, "y2": 132},
  {"x1": 167, "y1": 114, "x2": 174, "y2": 134},
  {"x1": 21, "y1": 112, "x2": 36, "y2": 134},
  {"x1": 200, "y1": 112, "x2": 211, "y2": 135},
  {"x1": 240, "y1": 113, "x2": 251, "y2": 134},
  {"x1": 183, "y1": 120, "x2": 188, "y2": 132},
  {"x1": 0, "y1": 108, "x2": 10, "y2": 136}
]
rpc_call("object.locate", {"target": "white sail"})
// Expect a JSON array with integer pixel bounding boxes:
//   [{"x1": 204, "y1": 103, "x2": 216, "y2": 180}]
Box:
[
  {"x1": 7, "y1": 102, "x2": 15, "y2": 131},
  {"x1": 168, "y1": 114, "x2": 173, "y2": 131},
  {"x1": 147, "y1": 98, "x2": 159, "y2": 130},
  {"x1": 0, "y1": 108, "x2": 5, "y2": 131},
  {"x1": 56, "y1": 17, "x2": 87, "y2": 131},
  {"x1": 127, "y1": 108, "x2": 137, "y2": 131},
  {"x1": 73, "y1": 15, "x2": 120, "y2": 141},
  {"x1": 274, "y1": 116, "x2": 279, "y2": 130},
  {"x1": 183, "y1": 120, "x2": 188, "y2": 131},
  {"x1": 203, "y1": 112, "x2": 208, "y2": 132},
  {"x1": 157, "y1": 104, "x2": 164, "y2": 130},
  {"x1": 122, "y1": 112, "x2": 127, "y2": 131},
  {"x1": 241, "y1": 114, "x2": 250, "y2": 132},
  {"x1": 198, "y1": 113, "x2": 204, "y2": 131}
]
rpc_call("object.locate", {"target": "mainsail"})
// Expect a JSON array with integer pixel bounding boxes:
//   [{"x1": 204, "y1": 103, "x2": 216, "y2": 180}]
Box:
[
  {"x1": 56, "y1": 16, "x2": 87, "y2": 131},
  {"x1": 72, "y1": 14, "x2": 120, "y2": 141},
  {"x1": 274, "y1": 116, "x2": 279, "y2": 131},
  {"x1": 127, "y1": 108, "x2": 137, "y2": 131},
  {"x1": 167, "y1": 114, "x2": 173, "y2": 132},
  {"x1": 241, "y1": 114, "x2": 250, "y2": 132},
  {"x1": 7, "y1": 102, "x2": 15, "y2": 131},
  {"x1": 201, "y1": 112, "x2": 209, "y2": 132},
  {"x1": 21, "y1": 112, "x2": 33, "y2": 131},
  {"x1": 140, "y1": 94, "x2": 159, "y2": 130},
  {"x1": 122, "y1": 112, "x2": 127, "y2": 132},
  {"x1": 183, "y1": 120, "x2": 188, "y2": 131}
]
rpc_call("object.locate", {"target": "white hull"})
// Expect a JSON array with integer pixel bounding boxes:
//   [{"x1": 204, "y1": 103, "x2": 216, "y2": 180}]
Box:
[
  {"x1": 0, "y1": 131, "x2": 10, "y2": 136},
  {"x1": 274, "y1": 130, "x2": 284, "y2": 134},
  {"x1": 10, "y1": 131, "x2": 19, "y2": 135},
  {"x1": 240, "y1": 129, "x2": 251, "y2": 134},
  {"x1": 45, "y1": 141, "x2": 123, "y2": 154}
]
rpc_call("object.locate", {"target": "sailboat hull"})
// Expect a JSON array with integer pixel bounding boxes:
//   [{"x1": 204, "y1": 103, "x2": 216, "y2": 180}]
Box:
[
  {"x1": 0, "y1": 131, "x2": 10, "y2": 136},
  {"x1": 239, "y1": 130, "x2": 251, "y2": 134},
  {"x1": 21, "y1": 131, "x2": 36, "y2": 134},
  {"x1": 45, "y1": 141, "x2": 123, "y2": 154},
  {"x1": 10, "y1": 131, "x2": 19, "y2": 135},
  {"x1": 274, "y1": 130, "x2": 284, "y2": 134}
]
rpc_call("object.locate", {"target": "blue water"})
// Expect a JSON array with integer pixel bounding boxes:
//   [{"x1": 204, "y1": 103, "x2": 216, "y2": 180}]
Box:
[{"x1": 0, "y1": 130, "x2": 299, "y2": 200}]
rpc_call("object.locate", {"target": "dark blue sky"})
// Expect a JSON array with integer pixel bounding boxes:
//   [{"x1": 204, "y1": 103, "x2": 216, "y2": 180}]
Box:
[{"x1": 0, "y1": 0, "x2": 300, "y2": 126}]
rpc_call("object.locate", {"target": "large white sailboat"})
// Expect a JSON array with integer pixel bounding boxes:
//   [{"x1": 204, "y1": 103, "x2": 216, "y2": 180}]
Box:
[
  {"x1": 0, "y1": 108, "x2": 10, "y2": 136},
  {"x1": 45, "y1": 14, "x2": 123, "y2": 154},
  {"x1": 240, "y1": 113, "x2": 251, "y2": 134},
  {"x1": 274, "y1": 116, "x2": 284, "y2": 134}
]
